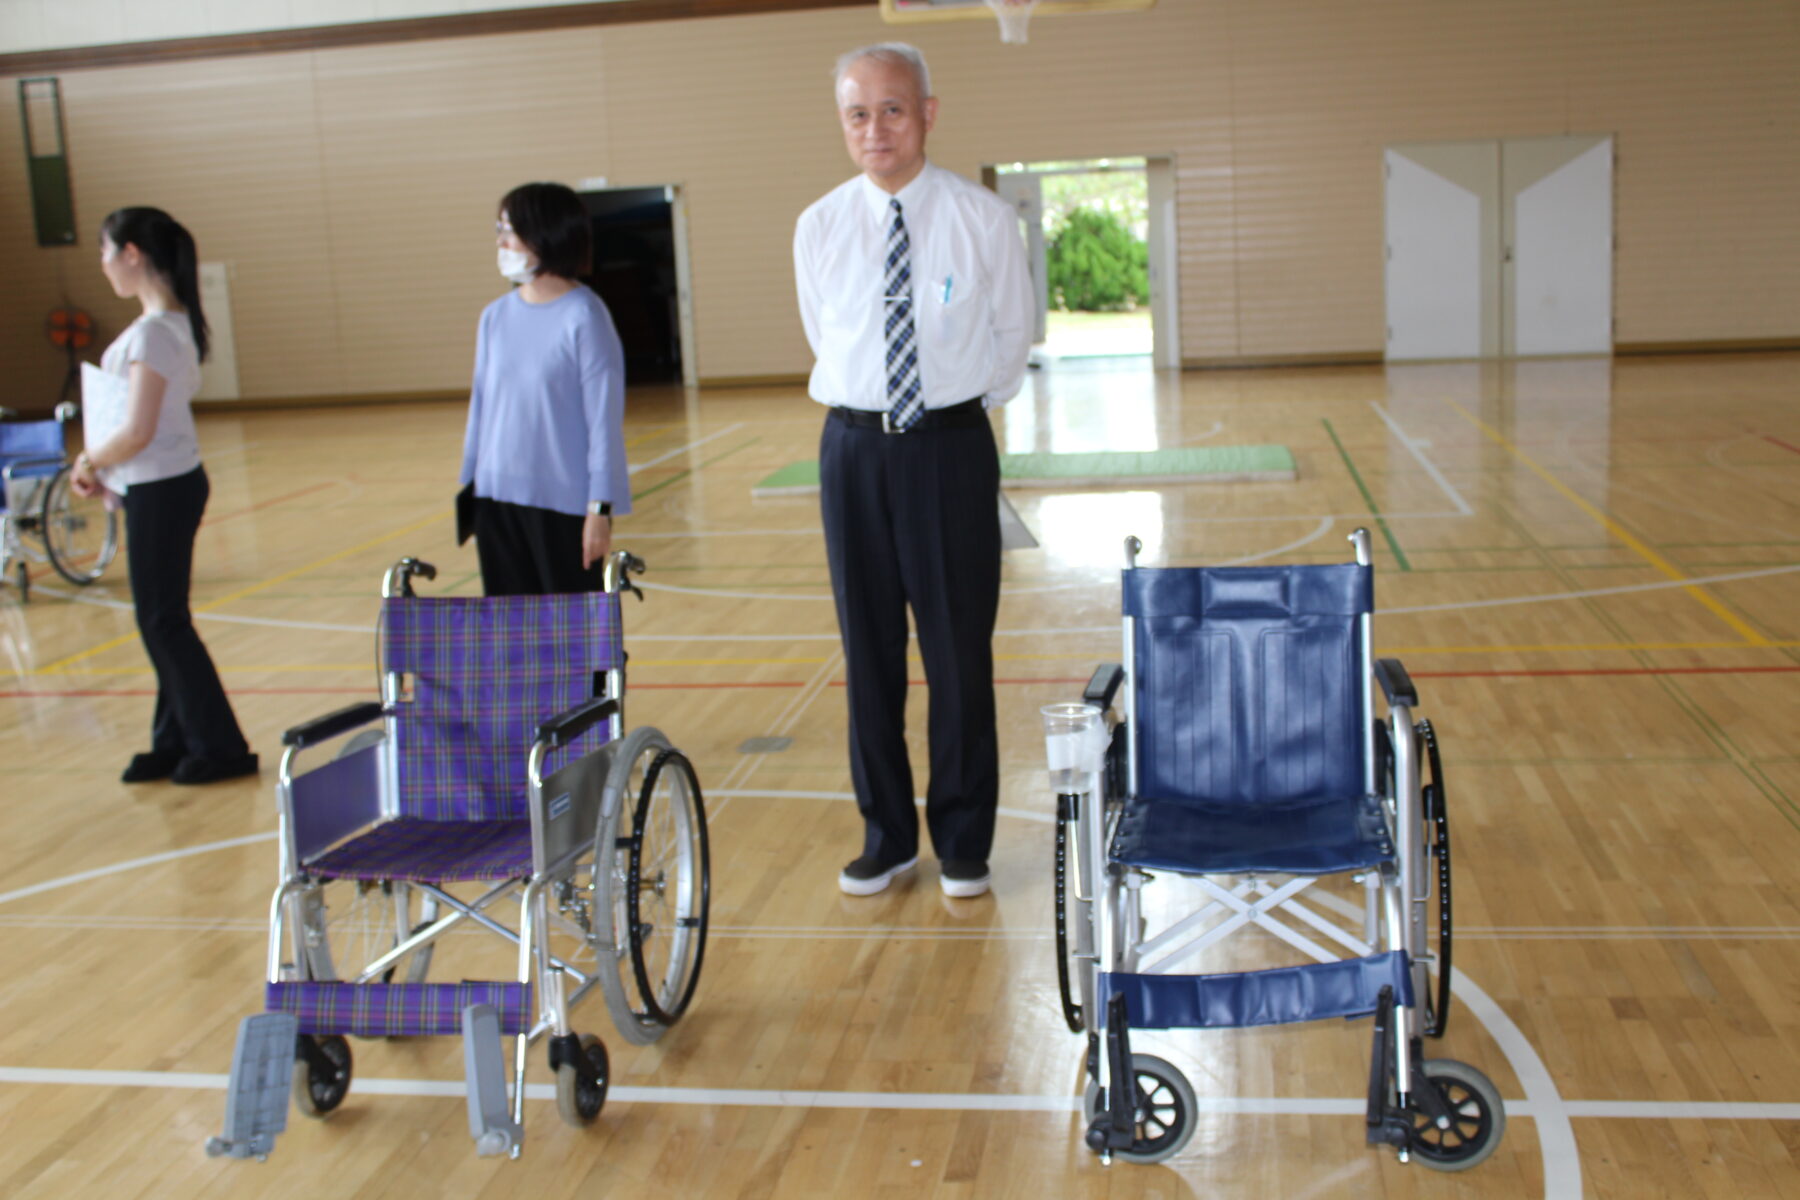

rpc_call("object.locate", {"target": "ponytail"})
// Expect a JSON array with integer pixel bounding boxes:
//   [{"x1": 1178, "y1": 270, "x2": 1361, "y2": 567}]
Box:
[{"x1": 99, "y1": 207, "x2": 211, "y2": 362}]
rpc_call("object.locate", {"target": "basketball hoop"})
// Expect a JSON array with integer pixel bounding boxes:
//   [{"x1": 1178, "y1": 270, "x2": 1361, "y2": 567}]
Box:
[{"x1": 984, "y1": 0, "x2": 1038, "y2": 43}]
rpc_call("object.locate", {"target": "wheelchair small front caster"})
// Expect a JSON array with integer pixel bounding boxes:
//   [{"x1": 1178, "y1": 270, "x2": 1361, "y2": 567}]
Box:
[
  {"x1": 292, "y1": 1034, "x2": 352, "y2": 1117},
  {"x1": 1406, "y1": 1059, "x2": 1505, "y2": 1171},
  {"x1": 551, "y1": 1032, "x2": 610, "y2": 1128},
  {"x1": 1081, "y1": 1053, "x2": 1197, "y2": 1164}
]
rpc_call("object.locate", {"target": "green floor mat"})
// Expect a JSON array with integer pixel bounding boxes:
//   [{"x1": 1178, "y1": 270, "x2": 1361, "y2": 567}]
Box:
[{"x1": 751, "y1": 445, "x2": 1295, "y2": 497}]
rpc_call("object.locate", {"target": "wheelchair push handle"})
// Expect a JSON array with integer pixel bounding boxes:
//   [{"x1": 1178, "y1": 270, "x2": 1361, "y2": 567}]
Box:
[
  {"x1": 54, "y1": 401, "x2": 79, "y2": 424},
  {"x1": 382, "y1": 557, "x2": 438, "y2": 598},
  {"x1": 604, "y1": 549, "x2": 646, "y2": 600}
]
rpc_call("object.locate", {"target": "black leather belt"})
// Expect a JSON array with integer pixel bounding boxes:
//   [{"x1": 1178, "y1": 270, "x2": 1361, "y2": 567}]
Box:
[{"x1": 831, "y1": 397, "x2": 986, "y2": 433}]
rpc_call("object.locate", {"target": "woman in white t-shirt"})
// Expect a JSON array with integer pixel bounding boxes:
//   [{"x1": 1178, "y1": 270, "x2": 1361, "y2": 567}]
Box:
[{"x1": 70, "y1": 207, "x2": 256, "y2": 786}]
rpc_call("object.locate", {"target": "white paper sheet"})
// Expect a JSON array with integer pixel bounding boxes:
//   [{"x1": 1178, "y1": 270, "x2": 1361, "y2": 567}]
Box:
[{"x1": 79, "y1": 362, "x2": 129, "y2": 494}]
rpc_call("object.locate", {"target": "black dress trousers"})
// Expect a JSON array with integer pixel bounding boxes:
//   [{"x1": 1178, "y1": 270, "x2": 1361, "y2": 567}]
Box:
[
  {"x1": 121, "y1": 465, "x2": 251, "y2": 761},
  {"x1": 472, "y1": 496, "x2": 603, "y2": 596},
  {"x1": 819, "y1": 409, "x2": 1003, "y2": 864}
]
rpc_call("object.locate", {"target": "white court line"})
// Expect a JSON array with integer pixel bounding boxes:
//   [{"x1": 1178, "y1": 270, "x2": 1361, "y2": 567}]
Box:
[
  {"x1": 2, "y1": 1067, "x2": 1797, "y2": 1123},
  {"x1": 1384, "y1": 563, "x2": 1800, "y2": 615},
  {"x1": 1368, "y1": 401, "x2": 1474, "y2": 515},
  {"x1": 51, "y1": 528, "x2": 1788, "y2": 639},
  {"x1": 627, "y1": 423, "x2": 746, "y2": 474},
  {"x1": 1453, "y1": 966, "x2": 1582, "y2": 1198},
  {"x1": 8, "y1": 912, "x2": 1798, "y2": 945},
  {"x1": 0, "y1": 833, "x2": 274, "y2": 908},
  {"x1": 708, "y1": 651, "x2": 844, "y2": 817},
  {"x1": 711, "y1": 788, "x2": 1053, "y2": 826},
  {"x1": 29, "y1": 583, "x2": 368, "y2": 631}
]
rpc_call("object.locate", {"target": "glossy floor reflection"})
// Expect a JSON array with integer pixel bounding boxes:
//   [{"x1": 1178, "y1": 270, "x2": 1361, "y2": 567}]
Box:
[{"x1": 1, "y1": 352, "x2": 1797, "y2": 1197}]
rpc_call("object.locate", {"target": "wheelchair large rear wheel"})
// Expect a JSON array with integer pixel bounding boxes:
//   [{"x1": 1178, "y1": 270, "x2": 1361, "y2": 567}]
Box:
[
  {"x1": 1052, "y1": 801, "x2": 1090, "y2": 1034},
  {"x1": 1081, "y1": 1053, "x2": 1197, "y2": 1164},
  {"x1": 594, "y1": 726, "x2": 710, "y2": 1044},
  {"x1": 296, "y1": 877, "x2": 436, "y2": 995},
  {"x1": 42, "y1": 465, "x2": 119, "y2": 586}
]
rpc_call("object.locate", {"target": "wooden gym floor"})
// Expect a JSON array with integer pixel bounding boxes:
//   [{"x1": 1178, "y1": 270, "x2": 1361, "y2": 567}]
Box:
[{"x1": 1, "y1": 351, "x2": 1797, "y2": 1198}]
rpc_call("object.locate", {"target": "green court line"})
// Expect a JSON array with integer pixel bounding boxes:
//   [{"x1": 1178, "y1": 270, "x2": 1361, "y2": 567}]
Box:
[
  {"x1": 1501, "y1": 509, "x2": 1800, "y2": 833},
  {"x1": 632, "y1": 438, "x2": 760, "y2": 502},
  {"x1": 753, "y1": 445, "x2": 1297, "y2": 495},
  {"x1": 1320, "y1": 419, "x2": 1409, "y2": 571}
]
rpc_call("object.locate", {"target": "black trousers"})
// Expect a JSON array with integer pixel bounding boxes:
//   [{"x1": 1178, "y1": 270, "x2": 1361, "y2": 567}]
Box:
[
  {"x1": 121, "y1": 466, "x2": 249, "y2": 761},
  {"x1": 819, "y1": 410, "x2": 1002, "y2": 864},
  {"x1": 472, "y1": 496, "x2": 602, "y2": 596}
]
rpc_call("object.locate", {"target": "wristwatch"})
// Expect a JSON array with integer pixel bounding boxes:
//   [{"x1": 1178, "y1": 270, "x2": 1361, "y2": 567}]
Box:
[{"x1": 586, "y1": 501, "x2": 612, "y2": 517}]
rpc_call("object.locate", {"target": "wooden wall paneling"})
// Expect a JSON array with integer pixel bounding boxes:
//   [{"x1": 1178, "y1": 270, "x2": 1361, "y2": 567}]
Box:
[{"x1": 1, "y1": 0, "x2": 1795, "y2": 406}]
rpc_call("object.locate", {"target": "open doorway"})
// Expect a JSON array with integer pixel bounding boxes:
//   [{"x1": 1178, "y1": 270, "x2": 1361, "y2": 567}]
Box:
[
  {"x1": 986, "y1": 156, "x2": 1180, "y2": 367},
  {"x1": 579, "y1": 185, "x2": 692, "y2": 386}
]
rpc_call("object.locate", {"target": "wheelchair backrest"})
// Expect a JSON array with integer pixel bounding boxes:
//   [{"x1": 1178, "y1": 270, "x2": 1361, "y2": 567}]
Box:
[
  {"x1": 380, "y1": 591, "x2": 623, "y2": 821},
  {"x1": 0, "y1": 419, "x2": 63, "y2": 514},
  {"x1": 1123, "y1": 563, "x2": 1372, "y2": 808}
]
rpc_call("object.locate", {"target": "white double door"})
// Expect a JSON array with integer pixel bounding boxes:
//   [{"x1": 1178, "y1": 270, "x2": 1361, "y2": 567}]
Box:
[{"x1": 1385, "y1": 136, "x2": 1613, "y2": 361}]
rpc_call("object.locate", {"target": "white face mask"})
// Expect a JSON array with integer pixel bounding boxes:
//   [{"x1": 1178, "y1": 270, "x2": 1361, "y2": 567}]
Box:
[{"x1": 497, "y1": 246, "x2": 538, "y2": 284}]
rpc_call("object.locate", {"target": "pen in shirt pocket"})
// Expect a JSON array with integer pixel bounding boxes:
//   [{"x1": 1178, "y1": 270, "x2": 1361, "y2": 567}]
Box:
[{"x1": 942, "y1": 275, "x2": 954, "y2": 303}]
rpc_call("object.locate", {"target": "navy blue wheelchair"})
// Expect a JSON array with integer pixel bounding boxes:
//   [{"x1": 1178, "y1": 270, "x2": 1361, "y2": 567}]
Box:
[
  {"x1": 0, "y1": 403, "x2": 119, "y2": 601},
  {"x1": 1049, "y1": 529, "x2": 1504, "y2": 1170}
]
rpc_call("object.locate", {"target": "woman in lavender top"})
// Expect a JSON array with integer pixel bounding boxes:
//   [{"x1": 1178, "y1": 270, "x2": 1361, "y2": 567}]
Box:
[{"x1": 461, "y1": 182, "x2": 630, "y2": 594}]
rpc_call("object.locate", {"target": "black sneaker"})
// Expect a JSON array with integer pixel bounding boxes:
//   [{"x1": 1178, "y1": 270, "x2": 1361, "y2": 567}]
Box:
[
  {"x1": 838, "y1": 854, "x2": 919, "y2": 896},
  {"x1": 940, "y1": 860, "x2": 991, "y2": 898},
  {"x1": 171, "y1": 752, "x2": 260, "y2": 786},
  {"x1": 122, "y1": 751, "x2": 181, "y2": 783}
]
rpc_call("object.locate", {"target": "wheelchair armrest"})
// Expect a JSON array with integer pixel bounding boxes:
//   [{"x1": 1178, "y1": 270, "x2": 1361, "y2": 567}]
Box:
[
  {"x1": 1374, "y1": 658, "x2": 1418, "y2": 707},
  {"x1": 282, "y1": 702, "x2": 386, "y2": 748},
  {"x1": 536, "y1": 696, "x2": 619, "y2": 750},
  {"x1": 1, "y1": 455, "x2": 66, "y2": 480},
  {"x1": 1083, "y1": 663, "x2": 1125, "y2": 711}
]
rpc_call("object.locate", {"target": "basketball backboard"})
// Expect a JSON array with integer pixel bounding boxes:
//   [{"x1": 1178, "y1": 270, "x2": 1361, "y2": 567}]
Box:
[{"x1": 880, "y1": 0, "x2": 1156, "y2": 45}]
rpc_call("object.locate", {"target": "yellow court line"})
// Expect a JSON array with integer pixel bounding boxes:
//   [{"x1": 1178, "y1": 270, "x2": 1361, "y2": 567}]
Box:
[
  {"x1": 623, "y1": 423, "x2": 682, "y2": 449},
  {"x1": 1446, "y1": 401, "x2": 1770, "y2": 646},
  {"x1": 1386, "y1": 639, "x2": 1800, "y2": 656},
  {"x1": 39, "y1": 509, "x2": 451, "y2": 674}
]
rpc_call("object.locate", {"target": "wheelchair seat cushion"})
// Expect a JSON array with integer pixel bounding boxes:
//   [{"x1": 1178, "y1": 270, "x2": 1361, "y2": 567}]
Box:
[
  {"x1": 1110, "y1": 791, "x2": 1393, "y2": 876},
  {"x1": 303, "y1": 817, "x2": 534, "y2": 883}
]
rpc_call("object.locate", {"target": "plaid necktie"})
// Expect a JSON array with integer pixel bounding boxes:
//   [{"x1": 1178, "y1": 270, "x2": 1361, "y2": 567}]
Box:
[{"x1": 884, "y1": 198, "x2": 923, "y2": 431}]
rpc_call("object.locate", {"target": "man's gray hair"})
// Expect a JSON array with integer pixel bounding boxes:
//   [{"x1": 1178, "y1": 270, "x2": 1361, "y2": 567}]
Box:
[{"x1": 833, "y1": 42, "x2": 932, "y2": 99}]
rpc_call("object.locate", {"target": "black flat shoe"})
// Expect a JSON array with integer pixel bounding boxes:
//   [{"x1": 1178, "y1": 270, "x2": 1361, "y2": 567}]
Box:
[
  {"x1": 171, "y1": 752, "x2": 260, "y2": 786},
  {"x1": 122, "y1": 752, "x2": 182, "y2": 783}
]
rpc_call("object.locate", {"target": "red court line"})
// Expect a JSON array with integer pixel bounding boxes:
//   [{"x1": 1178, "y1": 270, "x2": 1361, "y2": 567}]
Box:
[
  {"x1": 832, "y1": 668, "x2": 1800, "y2": 688},
  {"x1": 202, "y1": 480, "x2": 335, "y2": 526},
  {"x1": 1416, "y1": 666, "x2": 1800, "y2": 680},
  {"x1": 1764, "y1": 435, "x2": 1800, "y2": 457}
]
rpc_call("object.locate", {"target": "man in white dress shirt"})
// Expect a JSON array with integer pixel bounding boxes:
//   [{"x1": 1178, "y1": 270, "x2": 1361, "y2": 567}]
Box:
[{"x1": 794, "y1": 43, "x2": 1033, "y2": 899}]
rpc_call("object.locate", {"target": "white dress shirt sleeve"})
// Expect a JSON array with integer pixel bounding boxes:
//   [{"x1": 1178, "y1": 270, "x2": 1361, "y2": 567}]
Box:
[
  {"x1": 794, "y1": 211, "x2": 824, "y2": 358},
  {"x1": 982, "y1": 197, "x2": 1035, "y2": 405}
]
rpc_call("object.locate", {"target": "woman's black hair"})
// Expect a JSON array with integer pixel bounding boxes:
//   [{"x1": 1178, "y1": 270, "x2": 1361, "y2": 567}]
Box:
[
  {"x1": 500, "y1": 183, "x2": 592, "y2": 281},
  {"x1": 100, "y1": 207, "x2": 210, "y2": 362}
]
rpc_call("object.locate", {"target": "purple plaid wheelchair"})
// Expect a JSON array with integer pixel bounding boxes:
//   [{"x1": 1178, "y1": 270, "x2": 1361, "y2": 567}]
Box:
[
  {"x1": 208, "y1": 552, "x2": 709, "y2": 1161},
  {"x1": 1047, "y1": 530, "x2": 1504, "y2": 1170},
  {"x1": 0, "y1": 403, "x2": 119, "y2": 601}
]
